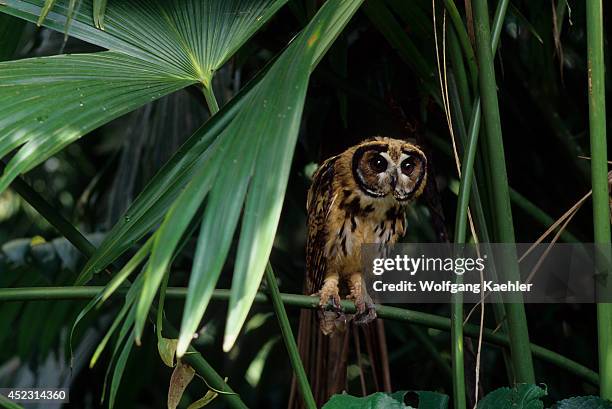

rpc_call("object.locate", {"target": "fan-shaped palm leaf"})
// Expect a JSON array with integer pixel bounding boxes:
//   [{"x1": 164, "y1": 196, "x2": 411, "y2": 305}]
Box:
[{"x1": 0, "y1": 0, "x2": 288, "y2": 192}]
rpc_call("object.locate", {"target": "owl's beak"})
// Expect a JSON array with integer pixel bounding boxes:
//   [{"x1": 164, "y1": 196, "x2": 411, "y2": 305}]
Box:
[{"x1": 389, "y1": 173, "x2": 397, "y2": 189}]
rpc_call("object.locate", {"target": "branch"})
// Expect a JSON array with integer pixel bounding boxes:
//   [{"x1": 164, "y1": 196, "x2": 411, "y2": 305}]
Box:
[{"x1": 0, "y1": 286, "x2": 598, "y2": 386}]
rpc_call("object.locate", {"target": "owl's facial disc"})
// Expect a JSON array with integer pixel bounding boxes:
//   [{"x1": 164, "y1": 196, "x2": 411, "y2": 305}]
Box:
[
  {"x1": 352, "y1": 143, "x2": 427, "y2": 201},
  {"x1": 352, "y1": 145, "x2": 392, "y2": 197},
  {"x1": 393, "y1": 150, "x2": 427, "y2": 201}
]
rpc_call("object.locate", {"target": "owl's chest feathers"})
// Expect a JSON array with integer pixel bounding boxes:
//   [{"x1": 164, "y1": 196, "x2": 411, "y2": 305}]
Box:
[{"x1": 326, "y1": 190, "x2": 405, "y2": 273}]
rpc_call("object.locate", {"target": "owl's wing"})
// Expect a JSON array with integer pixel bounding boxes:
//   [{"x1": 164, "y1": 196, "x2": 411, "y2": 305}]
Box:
[{"x1": 305, "y1": 155, "x2": 338, "y2": 294}]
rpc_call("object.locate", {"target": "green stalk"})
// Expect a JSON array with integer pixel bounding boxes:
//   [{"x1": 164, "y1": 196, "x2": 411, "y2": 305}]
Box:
[
  {"x1": 264, "y1": 264, "x2": 316, "y2": 409},
  {"x1": 448, "y1": 28, "x2": 473, "y2": 125},
  {"x1": 443, "y1": 0, "x2": 478, "y2": 93},
  {"x1": 472, "y1": 0, "x2": 535, "y2": 384},
  {"x1": 586, "y1": 0, "x2": 612, "y2": 399},
  {"x1": 450, "y1": 95, "x2": 483, "y2": 409},
  {"x1": 202, "y1": 83, "x2": 220, "y2": 115},
  {"x1": 446, "y1": 0, "x2": 511, "y2": 400},
  {"x1": 450, "y1": 287, "x2": 466, "y2": 409},
  {"x1": 4, "y1": 166, "x2": 96, "y2": 258},
  {"x1": 0, "y1": 286, "x2": 598, "y2": 386}
]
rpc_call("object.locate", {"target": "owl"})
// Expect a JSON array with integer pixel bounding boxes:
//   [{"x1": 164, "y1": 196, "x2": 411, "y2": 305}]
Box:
[{"x1": 306, "y1": 137, "x2": 427, "y2": 333}]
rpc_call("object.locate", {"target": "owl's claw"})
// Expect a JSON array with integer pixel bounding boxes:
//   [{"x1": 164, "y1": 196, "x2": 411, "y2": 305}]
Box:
[
  {"x1": 353, "y1": 298, "x2": 377, "y2": 325},
  {"x1": 318, "y1": 280, "x2": 343, "y2": 313},
  {"x1": 317, "y1": 283, "x2": 345, "y2": 335},
  {"x1": 319, "y1": 292, "x2": 343, "y2": 313}
]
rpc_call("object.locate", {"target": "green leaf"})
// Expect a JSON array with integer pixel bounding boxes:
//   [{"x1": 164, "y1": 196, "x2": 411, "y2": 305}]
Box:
[
  {"x1": 1, "y1": 0, "x2": 288, "y2": 84},
  {"x1": 0, "y1": 52, "x2": 195, "y2": 193},
  {"x1": 158, "y1": 337, "x2": 179, "y2": 368},
  {"x1": 222, "y1": 0, "x2": 365, "y2": 352},
  {"x1": 477, "y1": 384, "x2": 546, "y2": 409},
  {"x1": 174, "y1": 0, "x2": 365, "y2": 357},
  {"x1": 187, "y1": 389, "x2": 219, "y2": 409},
  {"x1": 323, "y1": 391, "x2": 449, "y2": 409},
  {"x1": 134, "y1": 140, "x2": 224, "y2": 341},
  {"x1": 75, "y1": 114, "x2": 221, "y2": 284},
  {"x1": 70, "y1": 239, "x2": 151, "y2": 360},
  {"x1": 552, "y1": 396, "x2": 612, "y2": 409},
  {"x1": 0, "y1": 0, "x2": 288, "y2": 195},
  {"x1": 94, "y1": 275, "x2": 142, "y2": 371},
  {"x1": 108, "y1": 331, "x2": 135, "y2": 409},
  {"x1": 92, "y1": 0, "x2": 107, "y2": 29}
]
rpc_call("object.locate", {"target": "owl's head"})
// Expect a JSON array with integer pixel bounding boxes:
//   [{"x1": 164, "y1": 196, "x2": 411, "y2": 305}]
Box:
[{"x1": 351, "y1": 137, "x2": 427, "y2": 202}]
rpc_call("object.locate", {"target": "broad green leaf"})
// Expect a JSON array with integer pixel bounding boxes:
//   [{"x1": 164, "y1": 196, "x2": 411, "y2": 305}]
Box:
[
  {"x1": 75, "y1": 83, "x2": 251, "y2": 284},
  {"x1": 134, "y1": 139, "x2": 224, "y2": 341},
  {"x1": 0, "y1": 52, "x2": 194, "y2": 193},
  {"x1": 323, "y1": 391, "x2": 449, "y2": 409},
  {"x1": 222, "y1": 0, "x2": 365, "y2": 352},
  {"x1": 552, "y1": 396, "x2": 612, "y2": 409},
  {"x1": 1, "y1": 0, "x2": 288, "y2": 84},
  {"x1": 175, "y1": 0, "x2": 365, "y2": 357},
  {"x1": 0, "y1": 0, "x2": 288, "y2": 196},
  {"x1": 477, "y1": 384, "x2": 546, "y2": 409}
]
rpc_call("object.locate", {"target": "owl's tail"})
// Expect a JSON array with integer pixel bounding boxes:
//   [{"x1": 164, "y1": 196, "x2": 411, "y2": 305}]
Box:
[{"x1": 288, "y1": 308, "x2": 391, "y2": 408}]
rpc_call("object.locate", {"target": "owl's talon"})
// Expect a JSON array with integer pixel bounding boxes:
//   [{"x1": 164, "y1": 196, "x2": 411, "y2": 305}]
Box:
[
  {"x1": 353, "y1": 300, "x2": 377, "y2": 325},
  {"x1": 319, "y1": 279, "x2": 343, "y2": 313},
  {"x1": 320, "y1": 293, "x2": 343, "y2": 313}
]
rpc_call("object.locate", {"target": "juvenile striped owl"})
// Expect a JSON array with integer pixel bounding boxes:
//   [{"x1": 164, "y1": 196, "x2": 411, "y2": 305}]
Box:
[{"x1": 306, "y1": 137, "x2": 427, "y2": 333}]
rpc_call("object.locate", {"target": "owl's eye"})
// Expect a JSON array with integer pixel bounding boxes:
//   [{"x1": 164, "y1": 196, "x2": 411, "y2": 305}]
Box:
[
  {"x1": 401, "y1": 156, "x2": 416, "y2": 175},
  {"x1": 369, "y1": 153, "x2": 388, "y2": 173}
]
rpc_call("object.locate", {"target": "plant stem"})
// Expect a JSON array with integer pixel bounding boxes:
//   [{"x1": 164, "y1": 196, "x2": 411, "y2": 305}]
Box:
[
  {"x1": 202, "y1": 83, "x2": 220, "y2": 115},
  {"x1": 450, "y1": 94, "x2": 483, "y2": 409},
  {"x1": 446, "y1": 0, "x2": 510, "y2": 402},
  {"x1": 472, "y1": 0, "x2": 535, "y2": 384},
  {"x1": 264, "y1": 264, "x2": 316, "y2": 409},
  {"x1": 5, "y1": 167, "x2": 96, "y2": 258},
  {"x1": 586, "y1": 0, "x2": 612, "y2": 399},
  {"x1": 443, "y1": 0, "x2": 478, "y2": 93},
  {"x1": 0, "y1": 286, "x2": 598, "y2": 386}
]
